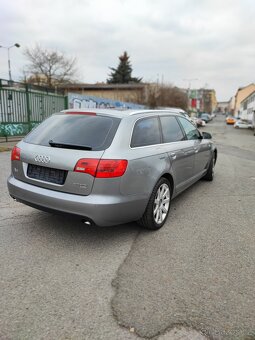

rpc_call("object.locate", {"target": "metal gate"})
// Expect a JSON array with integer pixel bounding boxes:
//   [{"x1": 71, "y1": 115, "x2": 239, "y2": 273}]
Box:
[{"x1": 0, "y1": 79, "x2": 67, "y2": 138}]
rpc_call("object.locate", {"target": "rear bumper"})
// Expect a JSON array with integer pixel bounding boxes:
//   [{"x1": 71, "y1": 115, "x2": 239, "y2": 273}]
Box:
[{"x1": 7, "y1": 175, "x2": 148, "y2": 226}]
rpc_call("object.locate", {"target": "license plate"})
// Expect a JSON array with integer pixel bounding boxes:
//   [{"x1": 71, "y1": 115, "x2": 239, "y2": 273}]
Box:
[{"x1": 27, "y1": 164, "x2": 67, "y2": 185}]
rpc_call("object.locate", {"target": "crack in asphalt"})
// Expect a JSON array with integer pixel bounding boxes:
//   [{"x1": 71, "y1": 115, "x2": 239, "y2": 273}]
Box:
[
  {"x1": 111, "y1": 147, "x2": 255, "y2": 339},
  {"x1": 111, "y1": 230, "x2": 144, "y2": 337}
]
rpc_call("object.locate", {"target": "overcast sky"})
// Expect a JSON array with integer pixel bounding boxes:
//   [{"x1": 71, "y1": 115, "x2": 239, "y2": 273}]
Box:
[{"x1": 1, "y1": 0, "x2": 255, "y2": 101}]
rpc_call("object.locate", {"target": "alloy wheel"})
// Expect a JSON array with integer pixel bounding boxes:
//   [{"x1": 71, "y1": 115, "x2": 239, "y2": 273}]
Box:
[{"x1": 153, "y1": 183, "x2": 170, "y2": 224}]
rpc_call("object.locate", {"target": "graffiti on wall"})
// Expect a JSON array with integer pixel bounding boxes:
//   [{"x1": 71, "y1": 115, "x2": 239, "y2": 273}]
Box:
[
  {"x1": 68, "y1": 93, "x2": 145, "y2": 110},
  {"x1": 0, "y1": 122, "x2": 39, "y2": 137},
  {"x1": 0, "y1": 85, "x2": 66, "y2": 137}
]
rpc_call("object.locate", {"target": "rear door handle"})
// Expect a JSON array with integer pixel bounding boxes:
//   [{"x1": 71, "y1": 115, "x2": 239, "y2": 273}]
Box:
[
  {"x1": 170, "y1": 152, "x2": 177, "y2": 160},
  {"x1": 194, "y1": 148, "x2": 199, "y2": 153},
  {"x1": 184, "y1": 150, "x2": 194, "y2": 155}
]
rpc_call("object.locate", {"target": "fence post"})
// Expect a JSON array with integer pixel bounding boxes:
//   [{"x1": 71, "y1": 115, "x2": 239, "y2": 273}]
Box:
[
  {"x1": 64, "y1": 95, "x2": 69, "y2": 109},
  {"x1": 25, "y1": 84, "x2": 31, "y2": 132}
]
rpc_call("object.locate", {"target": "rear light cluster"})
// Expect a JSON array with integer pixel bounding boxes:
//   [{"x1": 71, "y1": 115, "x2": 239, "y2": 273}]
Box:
[
  {"x1": 74, "y1": 159, "x2": 128, "y2": 178},
  {"x1": 11, "y1": 146, "x2": 21, "y2": 161}
]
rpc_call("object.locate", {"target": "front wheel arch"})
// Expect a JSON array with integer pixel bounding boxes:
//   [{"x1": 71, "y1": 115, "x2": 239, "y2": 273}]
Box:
[
  {"x1": 138, "y1": 177, "x2": 172, "y2": 230},
  {"x1": 203, "y1": 152, "x2": 216, "y2": 181},
  {"x1": 213, "y1": 149, "x2": 217, "y2": 164},
  {"x1": 161, "y1": 173, "x2": 174, "y2": 197}
]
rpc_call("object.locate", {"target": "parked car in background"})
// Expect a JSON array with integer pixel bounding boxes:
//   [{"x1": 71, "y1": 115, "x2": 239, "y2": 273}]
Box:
[
  {"x1": 189, "y1": 117, "x2": 198, "y2": 127},
  {"x1": 159, "y1": 107, "x2": 191, "y2": 121},
  {"x1": 226, "y1": 116, "x2": 236, "y2": 125},
  {"x1": 158, "y1": 107, "x2": 191, "y2": 120},
  {"x1": 179, "y1": 111, "x2": 190, "y2": 120},
  {"x1": 234, "y1": 121, "x2": 253, "y2": 129},
  {"x1": 200, "y1": 113, "x2": 212, "y2": 123},
  {"x1": 190, "y1": 117, "x2": 206, "y2": 127},
  {"x1": 8, "y1": 109, "x2": 217, "y2": 231}
]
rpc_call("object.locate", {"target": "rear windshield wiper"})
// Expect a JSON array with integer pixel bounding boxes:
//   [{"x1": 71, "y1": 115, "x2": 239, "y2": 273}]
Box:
[{"x1": 49, "y1": 140, "x2": 92, "y2": 150}]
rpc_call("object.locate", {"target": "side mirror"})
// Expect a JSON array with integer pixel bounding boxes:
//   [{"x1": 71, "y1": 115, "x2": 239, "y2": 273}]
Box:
[{"x1": 202, "y1": 132, "x2": 212, "y2": 139}]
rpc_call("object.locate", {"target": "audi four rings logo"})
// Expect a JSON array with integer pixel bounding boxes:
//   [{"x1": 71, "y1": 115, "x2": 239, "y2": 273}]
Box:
[{"x1": 34, "y1": 155, "x2": 50, "y2": 164}]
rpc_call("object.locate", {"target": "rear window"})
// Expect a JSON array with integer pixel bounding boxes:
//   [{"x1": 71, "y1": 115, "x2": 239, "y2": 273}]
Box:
[{"x1": 24, "y1": 113, "x2": 120, "y2": 151}]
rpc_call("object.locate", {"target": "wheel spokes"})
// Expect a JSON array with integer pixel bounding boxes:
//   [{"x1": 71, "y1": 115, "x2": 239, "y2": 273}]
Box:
[{"x1": 153, "y1": 183, "x2": 170, "y2": 225}]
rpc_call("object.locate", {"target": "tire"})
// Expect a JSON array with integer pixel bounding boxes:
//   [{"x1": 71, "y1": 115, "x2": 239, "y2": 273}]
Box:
[
  {"x1": 138, "y1": 177, "x2": 171, "y2": 230},
  {"x1": 203, "y1": 155, "x2": 216, "y2": 181}
]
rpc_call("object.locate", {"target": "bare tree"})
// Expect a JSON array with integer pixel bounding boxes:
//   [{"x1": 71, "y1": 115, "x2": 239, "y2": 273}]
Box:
[
  {"x1": 144, "y1": 84, "x2": 188, "y2": 110},
  {"x1": 23, "y1": 44, "x2": 77, "y2": 87},
  {"x1": 158, "y1": 85, "x2": 188, "y2": 110}
]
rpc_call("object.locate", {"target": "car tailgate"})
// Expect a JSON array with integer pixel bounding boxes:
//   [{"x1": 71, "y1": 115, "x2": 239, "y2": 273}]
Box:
[{"x1": 11, "y1": 141, "x2": 104, "y2": 196}]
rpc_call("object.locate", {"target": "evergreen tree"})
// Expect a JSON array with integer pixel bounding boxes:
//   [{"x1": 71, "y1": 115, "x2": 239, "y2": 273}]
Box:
[{"x1": 107, "y1": 51, "x2": 142, "y2": 84}]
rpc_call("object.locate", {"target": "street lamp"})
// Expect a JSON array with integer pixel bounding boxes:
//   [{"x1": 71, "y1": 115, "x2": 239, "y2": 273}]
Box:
[{"x1": 0, "y1": 43, "x2": 20, "y2": 81}]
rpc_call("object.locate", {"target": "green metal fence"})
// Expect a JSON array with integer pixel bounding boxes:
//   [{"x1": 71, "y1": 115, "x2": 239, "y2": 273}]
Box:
[{"x1": 0, "y1": 80, "x2": 67, "y2": 139}]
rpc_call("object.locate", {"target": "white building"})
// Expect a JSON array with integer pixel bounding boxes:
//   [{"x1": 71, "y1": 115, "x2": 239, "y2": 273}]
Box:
[
  {"x1": 227, "y1": 96, "x2": 235, "y2": 116},
  {"x1": 239, "y1": 91, "x2": 255, "y2": 123}
]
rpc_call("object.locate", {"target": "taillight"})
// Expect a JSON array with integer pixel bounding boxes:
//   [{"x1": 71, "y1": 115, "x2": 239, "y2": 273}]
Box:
[
  {"x1": 74, "y1": 159, "x2": 99, "y2": 176},
  {"x1": 74, "y1": 159, "x2": 128, "y2": 178},
  {"x1": 96, "y1": 159, "x2": 128, "y2": 178},
  {"x1": 11, "y1": 146, "x2": 21, "y2": 161}
]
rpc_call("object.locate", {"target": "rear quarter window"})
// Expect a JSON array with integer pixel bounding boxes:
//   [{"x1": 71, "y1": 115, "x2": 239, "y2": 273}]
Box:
[
  {"x1": 131, "y1": 117, "x2": 161, "y2": 147},
  {"x1": 24, "y1": 113, "x2": 120, "y2": 151}
]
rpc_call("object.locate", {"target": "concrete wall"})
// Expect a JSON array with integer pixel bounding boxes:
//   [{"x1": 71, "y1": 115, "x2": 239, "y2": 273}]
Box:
[{"x1": 67, "y1": 93, "x2": 146, "y2": 110}]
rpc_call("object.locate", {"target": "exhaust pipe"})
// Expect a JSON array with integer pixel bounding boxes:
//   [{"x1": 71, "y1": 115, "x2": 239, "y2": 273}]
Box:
[{"x1": 81, "y1": 219, "x2": 93, "y2": 226}]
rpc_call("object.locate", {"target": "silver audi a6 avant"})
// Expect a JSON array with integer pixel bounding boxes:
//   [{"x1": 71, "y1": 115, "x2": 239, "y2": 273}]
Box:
[{"x1": 8, "y1": 109, "x2": 217, "y2": 230}]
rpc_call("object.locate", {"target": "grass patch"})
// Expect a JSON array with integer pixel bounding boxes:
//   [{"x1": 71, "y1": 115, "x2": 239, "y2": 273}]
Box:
[{"x1": 0, "y1": 147, "x2": 12, "y2": 152}]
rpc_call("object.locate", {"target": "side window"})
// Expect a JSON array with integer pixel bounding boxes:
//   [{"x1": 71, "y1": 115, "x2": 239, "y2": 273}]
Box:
[
  {"x1": 178, "y1": 117, "x2": 201, "y2": 140},
  {"x1": 131, "y1": 117, "x2": 161, "y2": 147},
  {"x1": 160, "y1": 116, "x2": 185, "y2": 143}
]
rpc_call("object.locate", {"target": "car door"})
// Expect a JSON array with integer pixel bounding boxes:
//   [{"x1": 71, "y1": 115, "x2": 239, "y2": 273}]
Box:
[
  {"x1": 121, "y1": 116, "x2": 169, "y2": 196},
  {"x1": 177, "y1": 116, "x2": 210, "y2": 179},
  {"x1": 193, "y1": 138, "x2": 212, "y2": 177},
  {"x1": 160, "y1": 115, "x2": 195, "y2": 193}
]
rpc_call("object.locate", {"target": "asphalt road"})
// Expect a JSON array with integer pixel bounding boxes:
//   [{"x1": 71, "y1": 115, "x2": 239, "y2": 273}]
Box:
[{"x1": 0, "y1": 115, "x2": 255, "y2": 340}]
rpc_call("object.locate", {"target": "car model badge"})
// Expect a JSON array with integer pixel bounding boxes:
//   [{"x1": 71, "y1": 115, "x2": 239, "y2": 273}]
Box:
[{"x1": 34, "y1": 155, "x2": 50, "y2": 164}]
